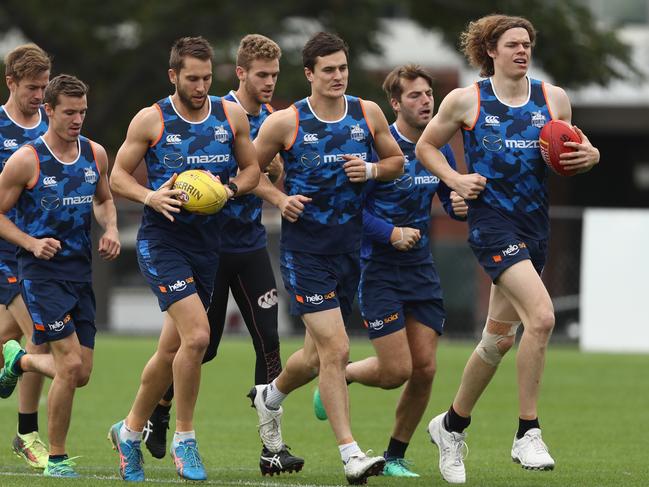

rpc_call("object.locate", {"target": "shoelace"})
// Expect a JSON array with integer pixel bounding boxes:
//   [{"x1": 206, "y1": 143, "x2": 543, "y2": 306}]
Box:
[
  {"x1": 527, "y1": 433, "x2": 549, "y2": 454},
  {"x1": 124, "y1": 442, "x2": 144, "y2": 473},
  {"x1": 443, "y1": 435, "x2": 469, "y2": 466},
  {"x1": 49, "y1": 456, "x2": 80, "y2": 475},
  {"x1": 179, "y1": 442, "x2": 203, "y2": 468}
]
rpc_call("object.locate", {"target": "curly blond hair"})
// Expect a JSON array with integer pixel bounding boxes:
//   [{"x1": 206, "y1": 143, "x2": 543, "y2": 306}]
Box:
[
  {"x1": 460, "y1": 15, "x2": 536, "y2": 77},
  {"x1": 236, "y1": 34, "x2": 281, "y2": 70}
]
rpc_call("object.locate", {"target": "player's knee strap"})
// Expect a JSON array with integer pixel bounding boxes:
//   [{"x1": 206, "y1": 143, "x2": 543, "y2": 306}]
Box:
[{"x1": 475, "y1": 318, "x2": 521, "y2": 366}]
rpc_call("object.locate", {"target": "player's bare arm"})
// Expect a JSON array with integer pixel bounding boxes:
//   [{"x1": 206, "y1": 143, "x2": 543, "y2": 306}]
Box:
[
  {"x1": 0, "y1": 146, "x2": 61, "y2": 259},
  {"x1": 91, "y1": 141, "x2": 120, "y2": 261},
  {"x1": 253, "y1": 108, "x2": 311, "y2": 222},
  {"x1": 545, "y1": 83, "x2": 600, "y2": 173},
  {"x1": 343, "y1": 100, "x2": 404, "y2": 183},
  {"x1": 224, "y1": 100, "x2": 260, "y2": 197},
  {"x1": 416, "y1": 86, "x2": 486, "y2": 199},
  {"x1": 109, "y1": 107, "x2": 184, "y2": 221}
]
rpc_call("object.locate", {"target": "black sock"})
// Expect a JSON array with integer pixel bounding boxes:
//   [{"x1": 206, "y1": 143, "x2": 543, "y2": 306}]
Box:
[
  {"x1": 162, "y1": 384, "x2": 174, "y2": 403},
  {"x1": 517, "y1": 417, "x2": 540, "y2": 439},
  {"x1": 48, "y1": 454, "x2": 67, "y2": 463},
  {"x1": 444, "y1": 405, "x2": 471, "y2": 433},
  {"x1": 384, "y1": 437, "x2": 408, "y2": 460},
  {"x1": 18, "y1": 412, "x2": 38, "y2": 435},
  {"x1": 152, "y1": 403, "x2": 171, "y2": 419}
]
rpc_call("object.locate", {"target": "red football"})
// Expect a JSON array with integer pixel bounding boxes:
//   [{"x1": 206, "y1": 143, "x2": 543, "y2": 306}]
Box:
[{"x1": 539, "y1": 120, "x2": 582, "y2": 176}]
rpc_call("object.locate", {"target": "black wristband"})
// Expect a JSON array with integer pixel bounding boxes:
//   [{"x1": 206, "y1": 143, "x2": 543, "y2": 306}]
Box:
[{"x1": 226, "y1": 182, "x2": 238, "y2": 198}]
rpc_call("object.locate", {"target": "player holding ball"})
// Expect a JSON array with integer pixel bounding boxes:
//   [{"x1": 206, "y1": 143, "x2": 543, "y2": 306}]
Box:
[
  {"x1": 107, "y1": 36, "x2": 259, "y2": 482},
  {"x1": 416, "y1": 14, "x2": 599, "y2": 483}
]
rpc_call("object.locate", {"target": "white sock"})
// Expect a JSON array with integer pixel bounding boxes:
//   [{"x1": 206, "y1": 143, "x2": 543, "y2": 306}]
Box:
[
  {"x1": 120, "y1": 421, "x2": 143, "y2": 443},
  {"x1": 264, "y1": 379, "x2": 287, "y2": 410},
  {"x1": 173, "y1": 430, "x2": 196, "y2": 447},
  {"x1": 339, "y1": 441, "x2": 362, "y2": 463}
]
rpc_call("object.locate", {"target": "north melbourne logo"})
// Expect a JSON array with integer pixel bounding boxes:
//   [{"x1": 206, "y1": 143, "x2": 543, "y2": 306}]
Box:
[
  {"x1": 350, "y1": 124, "x2": 366, "y2": 142},
  {"x1": 531, "y1": 111, "x2": 546, "y2": 128},
  {"x1": 84, "y1": 167, "x2": 97, "y2": 184},
  {"x1": 214, "y1": 126, "x2": 229, "y2": 143}
]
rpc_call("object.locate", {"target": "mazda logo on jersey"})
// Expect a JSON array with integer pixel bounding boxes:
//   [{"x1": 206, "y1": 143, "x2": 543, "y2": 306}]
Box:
[
  {"x1": 394, "y1": 174, "x2": 413, "y2": 190},
  {"x1": 163, "y1": 153, "x2": 184, "y2": 169},
  {"x1": 40, "y1": 195, "x2": 61, "y2": 210},
  {"x1": 482, "y1": 134, "x2": 503, "y2": 152},
  {"x1": 300, "y1": 151, "x2": 321, "y2": 169}
]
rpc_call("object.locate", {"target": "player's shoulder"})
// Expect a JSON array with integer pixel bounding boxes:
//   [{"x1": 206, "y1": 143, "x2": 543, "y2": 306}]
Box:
[
  {"x1": 447, "y1": 85, "x2": 479, "y2": 109},
  {"x1": 127, "y1": 105, "x2": 162, "y2": 141},
  {"x1": 264, "y1": 106, "x2": 298, "y2": 129},
  {"x1": 541, "y1": 81, "x2": 571, "y2": 120}
]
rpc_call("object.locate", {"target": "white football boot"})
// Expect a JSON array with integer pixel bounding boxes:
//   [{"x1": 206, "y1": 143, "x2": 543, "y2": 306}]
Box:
[
  {"x1": 343, "y1": 451, "x2": 385, "y2": 485},
  {"x1": 428, "y1": 412, "x2": 468, "y2": 484},
  {"x1": 511, "y1": 428, "x2": 555, "y2": 470},
  {"x1": 248, "y1": 385, "x2": 283, "y2": 453}
]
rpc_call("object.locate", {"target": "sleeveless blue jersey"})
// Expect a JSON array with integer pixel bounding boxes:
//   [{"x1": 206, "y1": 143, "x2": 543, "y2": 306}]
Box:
[
  {"x1": 138, "y1": 96, "x2": 237, "y2": 251},
  {"x1": 362, "y1": 124, "x2": 457, "y2": 265},
  {"x1": 219, "y1": 90, "x2": 272, "y2": 253},
  {"x1": 15, "y1": 136, "x2": 99, "y2": 281},
  {"x1": 463, "y1": 78, "x2": 552, "y2": 240},
  {"x1": 0, "y1": 106, "x2": 48, "y2": 262},
  {"x1": 280, "y1": 95, "x2": 374, "y2": 254}
]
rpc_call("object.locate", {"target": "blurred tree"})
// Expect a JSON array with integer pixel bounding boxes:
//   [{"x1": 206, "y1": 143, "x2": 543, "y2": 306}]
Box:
[{"x1": 0, "y1": 0, "x2": 637, "y2": 153}]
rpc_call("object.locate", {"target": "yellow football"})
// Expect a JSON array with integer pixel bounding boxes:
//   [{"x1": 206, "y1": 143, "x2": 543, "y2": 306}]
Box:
[{"x1": 173, "y1": 169, "x2": 228, "y2": 215}]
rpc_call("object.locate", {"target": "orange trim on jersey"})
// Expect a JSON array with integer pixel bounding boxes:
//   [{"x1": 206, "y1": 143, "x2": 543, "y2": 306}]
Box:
[
  {"x1": 285, "y1": 105, "x2": 300, "y2": 151},
  {"x1": 150, "y1": 103, "x2": 164, "y2": 147},
  {"x1": 462, "y1": 83, "x2": 481, "y2": 131},
  {"x1": 25, "y1": 145, "x2": 40, "y2": 190},
  {"x1": 89, "y1": 139, "x2": 101, "y2": 176},
  {"x1": 541, "y1": 81, "x2": 555, "y2": 121},
  {"x1": 265, "y1": 103, "x2": 274, "y2": 113},
  {"x1": 222, "y1": 100, "x2": 236, "y2": 139},
  {"x1": 359, "y1": 98, "x2": 375, "y2": 138}
]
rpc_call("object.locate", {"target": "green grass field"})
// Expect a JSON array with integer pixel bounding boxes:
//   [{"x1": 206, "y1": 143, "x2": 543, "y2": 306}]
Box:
[{"x1": 0, "y1": 335, "x2": 647, "y2": 486}]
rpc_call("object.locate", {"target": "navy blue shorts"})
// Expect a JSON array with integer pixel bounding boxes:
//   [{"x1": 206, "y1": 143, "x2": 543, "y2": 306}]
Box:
[
  {"x1": 280, "y1": 249, "x2": 360, "y2": 317},
  {"x1": 359, "y1": 260, "x2": 446, "y2": 339},
  {"x1": 468, "y1": 227, "x2": 547, "y2": 282},
  {"x1": 137, "y1": 239, "x2": 219, "y2": 311},
  {"x1": 0, "y1": 258, "x2": 20, "y2": 307},
  {"x1": 22, "y1": 279, "x2": 96, "y2": 348}
]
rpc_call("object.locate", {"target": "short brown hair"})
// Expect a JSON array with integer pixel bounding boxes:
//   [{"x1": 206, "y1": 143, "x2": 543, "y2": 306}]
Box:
[
  {"x1": 302, "y1": 32, "x2": 348, "y2": 71},
  {"x1": 44, "y1": 74, "x2": 88, "y2": 108},
  {"x1": 236, "y1": 34, "x2": 281, "y2": 70},
  {"x1": 460, "y1": 15, "x2": 536, "y2": 77},
  {"x1": 382, "y1": 64, "x2": 434, "y2": 103},
  {"x1": 5, "y1": 44, "x2": 51, "y2": 82},
  {"x1": 169, "y1": 36, "x2": 213, "y2": 72}
]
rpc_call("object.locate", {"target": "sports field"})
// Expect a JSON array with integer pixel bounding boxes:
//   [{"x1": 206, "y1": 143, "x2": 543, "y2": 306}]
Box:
[{"x1": 0, "y1": 335, "x2": 647, "y2": 486}]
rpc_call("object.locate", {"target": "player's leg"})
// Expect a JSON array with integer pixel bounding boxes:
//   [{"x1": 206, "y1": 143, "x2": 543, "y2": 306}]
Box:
[
  {"x1": 229, "y1": 248, "x2": 282, "y2": 384},
  {"x1": 493, "y1": 260, "x2": 555, "y2": 470},
  {"x1": 7, "y1": 295, "x2": 49, "y2": 469}
]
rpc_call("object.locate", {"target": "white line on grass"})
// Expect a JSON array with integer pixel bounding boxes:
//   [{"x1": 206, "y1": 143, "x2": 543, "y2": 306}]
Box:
[{"x1": 0, "y1": 470, "x2": 345, "y2": 487}]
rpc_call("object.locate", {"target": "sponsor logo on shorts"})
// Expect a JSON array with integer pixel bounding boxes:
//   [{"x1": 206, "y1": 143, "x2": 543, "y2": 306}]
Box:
[
  {"x1": 166, "y1": 276, "x2": 194, "y2": 293},
  {"x1": 34, "y1": 323, "x2": 45, "y2": 331},
  {"x1": 166, "y1": 134, "x2": 182, "y2": 145},
  {"x1": 258, "y1": 289, "x2": 278, "y2": 309},
  {"x1": 6, "y1": 276, "x2": 17, "y2": 283},
  {"x1": 493, "y1": 242, "x2": 527, "y2": 262},
  {"x1": 296, "y1": 290, "x2": 335, "y2": 306},
  {"x1": 364, "y1": 312, "x2": 399, "y2": 331},
  {"x1": 47, "y1": 314, "x2": 71, "y2": 332}
]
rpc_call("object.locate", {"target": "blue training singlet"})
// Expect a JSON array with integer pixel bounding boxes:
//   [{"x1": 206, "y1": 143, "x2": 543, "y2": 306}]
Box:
[
  {"x1": 16, "y1": 136, "x2": 99, "y2": 282},
  {"x1": 0, "y1": 106, "x2": 48, "y2": 263},
  {"x1": 280, "y1": 95, "x2": 374, "y2": 254},
  {"x1": 137, "y1": 95, "x2": 237, "y2": 251},
  {"x1": 363, "y1": 123, "x2": 457, "y2": 265},
  {"x1": 463, "y1": 77, "x2": 553, "y2": 240},
  {"x1": 219, "y1": 90, "x2": 272, "y2": 253}
]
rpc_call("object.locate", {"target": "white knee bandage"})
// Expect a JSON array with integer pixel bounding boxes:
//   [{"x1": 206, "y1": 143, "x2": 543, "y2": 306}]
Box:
[{"x1": 475, "y1": 318, "x2": 521, "y2": 366}]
